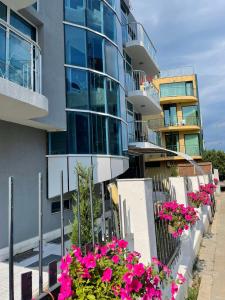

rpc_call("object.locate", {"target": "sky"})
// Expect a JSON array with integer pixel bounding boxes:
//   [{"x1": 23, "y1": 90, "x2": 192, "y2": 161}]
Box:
[{"x1": 132, "y1": 0, "x2": 225, "y2": 151}]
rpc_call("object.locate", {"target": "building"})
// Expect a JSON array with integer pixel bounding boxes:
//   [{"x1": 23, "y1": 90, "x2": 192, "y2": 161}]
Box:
[
  {"x1": 144, "y1": 67, "x2": 204, "y2": 177},
  {"x1": 0, "y1": 0, "x2": 161, "y2": 257}
]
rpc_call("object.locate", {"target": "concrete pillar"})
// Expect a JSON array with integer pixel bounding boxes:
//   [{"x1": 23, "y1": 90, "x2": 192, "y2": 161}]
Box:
[
  {"x1": 169, "y1": 177, "x2": 188, "y2": 205},
  {"x1": 117, "y1": 178, "x2": 157, "y2": 264},
  {"x1": 214, "y1": 169, "x2": 221, "y2": 194}
]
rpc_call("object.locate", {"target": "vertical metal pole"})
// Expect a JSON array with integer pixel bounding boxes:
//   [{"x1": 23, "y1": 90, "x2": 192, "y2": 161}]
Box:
[
  {"x1": 89, "y1": 173, "x2": 95, "y2": 247},
  {"x1": 118, "y1": 195, "x2": 124, "y2": 239},
  {"x1": 38, "y1": 173, "x2": 43, "y2": 295},
  {"x1": 109, "y1": 187, "x2": 114, "y2": 237},
  {"x1": 60, "y1": 171, "x2": 65, "y2": 256},
  {"x1": 101, "y1": 183, "x2": 106, "y2": 242},
  {"x1": 77, "y1": 172, "x2": 81, "y2": 248},
  {"x1": 9, "y1": 176, "x2": 14, "y2": 300}
]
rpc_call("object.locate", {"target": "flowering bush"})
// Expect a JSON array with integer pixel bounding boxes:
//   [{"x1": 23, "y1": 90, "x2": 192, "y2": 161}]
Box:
[
  {"x1": 199, "y1": 183, "x2": 216, "y2": 195},
  {"x1": 58, "y1": 239, "x2": 185, "y2": 300},
  {"x1": 214, "y1": 178, "x2": 219, "y2": 185},
  {"x1": 159, "y1": 201, "x2": 199, "y2": 238},
  {"x1": 187, "y1": 191, "x2": 212, "y2": 208}
]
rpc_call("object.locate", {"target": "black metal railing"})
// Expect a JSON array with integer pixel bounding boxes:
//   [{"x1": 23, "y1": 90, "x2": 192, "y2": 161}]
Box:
[{"x1": 152, "y1": 176, "x2": 181, "y2": 266}]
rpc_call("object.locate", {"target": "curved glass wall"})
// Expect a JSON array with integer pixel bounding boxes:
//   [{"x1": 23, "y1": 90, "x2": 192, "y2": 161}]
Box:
[{"x1": 49, "y1": 0, "x2": 126, "y2": 156}]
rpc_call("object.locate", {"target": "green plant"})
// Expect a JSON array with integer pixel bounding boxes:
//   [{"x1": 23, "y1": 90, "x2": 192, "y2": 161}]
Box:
[
  {"x1": 71, "y1": 163, "x2": 101, "y2": 247},
  {"x1": 186, "y1": 286, "x2": 199, "y2": 300},
  {"x1": 170, "y1": 165, "x2": 178, "y2": 177}
]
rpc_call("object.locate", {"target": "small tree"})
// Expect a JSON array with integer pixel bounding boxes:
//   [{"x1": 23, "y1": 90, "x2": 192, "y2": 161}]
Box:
[
  {"x1": 202, "y1": 149, "x2": 225, "y2": 180},
  {"x1": 71, "y1": 163, "x2": 101, "y2": 247}
]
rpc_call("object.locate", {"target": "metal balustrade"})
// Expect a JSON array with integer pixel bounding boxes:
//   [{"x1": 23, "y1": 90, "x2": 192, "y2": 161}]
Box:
[
  {"x1": 128, "y1": 120, "x2": 159, "y2": 145},
  {"x1": 122, "y1": 22, "x2": 158, "y2": 66},
  {"x1": 148, "y1": 116, "x2": 201, "y2": 130},
  {"x1": 0, "y1": 21, "x2": 41, "y2": 93}
]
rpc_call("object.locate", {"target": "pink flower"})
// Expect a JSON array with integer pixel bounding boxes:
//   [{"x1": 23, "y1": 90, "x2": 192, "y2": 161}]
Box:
[
  {"x1": 177, "y1": 273, "x2": 186, "y2": 284},
  {"x1": 83, "y1": 254, "x2": 96, "y2": 269},
  {"x1": 118, "y1": 239, "x2": 128, "y2": 249},
  {"x1": 131, "y1": 279, "x2": 142, "y2": 292},
  {"x1": 171, "y1": 281, "x2": 178, "y2": 297},
  {"x1": 100, "y1": 245, "x2": 108, "y2": 256},
  {"x1": 101, "y1": 268, "x2": 113, "y2": 282},
  {"x1": 133, "y1": 263, "x2": 145, "y2": 277},
  {"x1": 112, "y1": 255, "x2": 120, "y2": 264},
  {"x1": 123, "y1": 272, "x2": 133, "y2": 285}
]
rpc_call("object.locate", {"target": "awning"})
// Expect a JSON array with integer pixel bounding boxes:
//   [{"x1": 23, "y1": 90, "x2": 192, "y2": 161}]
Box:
[{"x1": 128, "y1": 142, "x2": 205, "y2": 175}]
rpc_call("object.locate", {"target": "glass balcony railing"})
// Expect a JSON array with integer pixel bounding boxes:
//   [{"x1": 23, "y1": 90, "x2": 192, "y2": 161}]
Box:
[
  {"x1": 122, "y1": 22, "x2": 158, "y2": 66},
  {"x1": 128, "y1": 120, "x2": 160, "y2": 145},
  {"x1": 0, "y1": 22, "x2": 41, "y2": 93},
  {"x1": 148, "y1": 116, "x2": 201, "y2": 130},
  {"x1": 160, "y1": 66, "x2": 195, "y2": 78},
  {"x1": 185, "y1": 145, "x2": 201, "y2": 157}
]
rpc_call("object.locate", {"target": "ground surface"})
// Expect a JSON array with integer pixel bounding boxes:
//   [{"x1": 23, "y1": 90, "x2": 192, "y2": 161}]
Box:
[{"x1": 198, "y1": 192, "x2": 225, "y2": 300}]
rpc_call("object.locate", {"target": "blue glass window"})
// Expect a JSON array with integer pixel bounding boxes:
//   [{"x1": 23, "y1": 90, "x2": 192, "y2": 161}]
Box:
[
  {"x1": 65, "y1": 25, "x2": 86, "y2": 67},
  {"x1": 0, "y1": 2, "x2": 7, "y2": 21},
  {"x1": 66, "y1": 68, "x2": 89, "y2": 109},
  {"x1": 67, "y1": 111, "x2": 90, "y2": 154},
  {"x1": 87, "y1": 0, "x2": 102, "y2": 32},
  {"x1": 160, "y1": 81, "x2": 194, "y2": 97},
  {"x1": 87, "y1": 31, "x2": 103, "y2": 71},
  {"x1": 10, "y1": 11, "x2": 36, "y2": 40},
  {"x1": 0, "y1": 26, "x2": 6, "y2": 78},
  {"x1": 108, "y1": 118, "x2": 122, "y2": 155},
  {"x1": 105, "y1": 40, "x2": 118, "y2": 79},
  {"x1": 64, "y1": 0, "x2": 85, "y2": 25},
  {"x1": 89, "y1": 72, "x2": 105, "y2": 112},
  {"x1": 105, "y1": 0, "x2": 115, "y2": 8},
  {"x1": 49, "y1": 132, "x2": 67, "y2": 155},
  {"x1": 32, "y1": 2, "x2": 38, "y2": 10},
  {"x1": 107, "y1": 78, "x2": 120, "y2": 116},
  {"x1": 91, "y1": 114, "x2": 107, "y2": 154},
  {"x1": 103, "y1": 3, "x2": 116, "y2": 42}
]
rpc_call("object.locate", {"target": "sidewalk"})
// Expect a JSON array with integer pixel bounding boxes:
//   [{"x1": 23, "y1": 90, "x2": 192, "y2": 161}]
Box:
[{"x1": 198, "y1": 192, "x2": 225, "y2": 300}]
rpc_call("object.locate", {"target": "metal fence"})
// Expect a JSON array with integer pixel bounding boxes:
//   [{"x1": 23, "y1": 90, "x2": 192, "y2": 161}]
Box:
[{"x1": 152, "y1": 176, "x2": 181, "y2": 267}]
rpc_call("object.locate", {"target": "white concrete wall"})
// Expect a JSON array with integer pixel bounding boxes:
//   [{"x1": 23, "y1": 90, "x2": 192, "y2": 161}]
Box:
[{"x1": 117, "y1": 178, "x2": 157, "y2": 265}]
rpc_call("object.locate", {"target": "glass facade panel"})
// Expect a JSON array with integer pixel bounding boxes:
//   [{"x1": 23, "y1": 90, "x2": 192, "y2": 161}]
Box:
[
  {"x1": 0, "y1": 26, "x2": 6, "y2": 77},
  {"x1": 87, "y1": 31, "x2": 103, "y2": 71},
  {"x1": 0, "y1": 2, "x2": 7, "y2": 21},
  {"x1": 49, "y1": 132, "x2": 67, "y2": 154},
  {"x1": 64, "y1": 0, "x2": 86, "y2": 25},
  {"x1": 91, "y1": 114, "x2": 107, "y2": 154},
  {"x1": 185, "y1": 134, "x2": 200, "y2": 156},
  {"x1": 65, "y1": 25, "x2": 86, "y2": 67},
  {"x1": 103, "y1": 3, "x2": 116, "y2": 42},
  {"x1": 9, "y1": 32, "x2": 32, "y2": 89},
  {"x1": 182, "y1": 105, "x2": 199, "y2": 125},
  {"x1": 105, "y1": 40, "x2": 118, "y2": 79},
  {"x1": 160, "y1": 81, "x2": 194, "y2": 97},
  {"x1": 163, "y1": 104, "x2": 177, "y2": 126},
  {"x1": 10, "y1": 11, "x2": 36, "y2": 40},
  {"x1": 165, "y1": 132, "x2": 179, "y2": 152},
  {"x1": 107, "y1": 78, "x2": 119, "y2": 116},
  {"x1": 108, "y1": 118, "x2": 121, "y2": 155},
  {"x1": 87, "y1": 0, "x2": 102, "y2": 32},
  {"x1": 67, "y1": 111, "x2": 90, "y2": 154},
  {"x1": 66, "y1": 68, "x2": 89, "y2": 109},
  {"x1": 89, "y1": 72, "x2": 105, "y2": 112}
]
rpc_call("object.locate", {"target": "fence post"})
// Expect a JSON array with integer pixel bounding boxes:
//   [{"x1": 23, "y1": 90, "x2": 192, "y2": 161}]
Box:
[
  {"x1": 77, "y1": 172, "x2": 81, "y2": 248},
  {"x1": 101, "y1": 183, "x2": 106, "y2": 242},
  {"x1": 38, "y1": 173, "x2": 43, "y2": 295},
  {"x1": 9, "y1": 176, "x2": 14, "y2": 300},
  {"x1": 89, "y1": 173, "x2": 95, "y2": 247},
  {"x1": 60, "y1": 171, "x2": 65, "y2": 256}
]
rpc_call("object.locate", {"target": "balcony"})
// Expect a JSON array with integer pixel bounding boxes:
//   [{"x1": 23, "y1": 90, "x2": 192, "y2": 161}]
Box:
[
  {"x1": 125, "y1": 70, "x2": 161, "y2": 115},
  {"x1": 0, "y1": 21, "x2": 48, "y2": 128},
  {"x1": 1, "y1": 0, "x2": 37, "y2": 10},
  {"x1": 123, "y1": 22, "x2": 159, "y2": 76},
  {"x1": 148, "y1": 116, "x2": 201, "y2": 132},
  {"x1": 128, "y1": 121, "x2": 160, "y2": 146}
]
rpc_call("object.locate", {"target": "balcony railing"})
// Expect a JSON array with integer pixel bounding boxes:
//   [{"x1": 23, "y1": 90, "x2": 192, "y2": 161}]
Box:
[
  {"x1": 128, "y1": 120, "x2": 160, "y2": 145},
  {"x1": 122, "y1": 22, "x2": 157, "y2": 66},
  {"x1": 184, "y1": 145, "x2": 201, "y2": 157},
  {"x1": 148, "y1": 116, "x2": 201, "y2": 130},
  {"x1": 0, "y1": 21, "x2": 41, "y2": 93},
  {"x1": 160, "y1": 66, "x2": 195, "y2": 78},
  {"x1": 125, "y1": 69, "x2": 160, "y2": 104}
]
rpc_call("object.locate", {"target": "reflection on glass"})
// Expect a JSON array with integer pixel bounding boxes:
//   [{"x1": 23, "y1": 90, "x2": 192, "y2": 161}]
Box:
[
  {"x1": 91, "y1": 114, "x2": 107, "y2": 154},
  {"x1": 108, "y1": 118, "x2": 121, "y2": 155},
  {"x1": 165, "y1": 132, "x2": 179, "y2": 152},
  {"x1": 10, "y1": 11, "x2": 36, "y2": 40},
  {"x1": 9, "y1": 32, "x2": 31, "y2": 89},
  {"x1": 160, "y1": 81, "x2": 194, "y2": 97},
  {"x1": 185, "y1": 134, "x2": 200, "y2": 156},
  {"x1": 66, "y1": 68, "x2": 89, "y2": 109},
  {"x1": 89, "y1": 72, "x2": 105, "y2": 112},
  {"x1": 67, "y1": 112, "x2": 90, "y2": 154},
  {"x1": 65, "y1": 25, "x2": 86, "y2": 67},
  {"x1": 103, "y1": 3, "x2": 116, "y2": 42},
  {"x1": 49, "y1": 132, "x2": 67, "y2": 155},
  {"x1": 87, "y1": 0, "x2": 102, "y2": 32},
  {"x1": 64, "y1": 0, "x2": 86, "y2": 25},
  {"x1": 87, "y1": 31, "x2": 103, "y2": 71},
  {"x1": 107, "y1": 78, "x2": 119, "y2": 116},
  {"x1": 182, "y1": 105, "x2": 198, "y2": 125},
  {"x1": 105, "y1": 40, "x2": 118, "y2": 79},
  {"x1": 0, "y1": 26, "x2": 6, "y2": 78},
  {"x1": 0, "y1": 2, "x2": 7, "y2": 21},
  {"x1": 164, "y1": 104, "x2": 177, "y2": 126}
]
